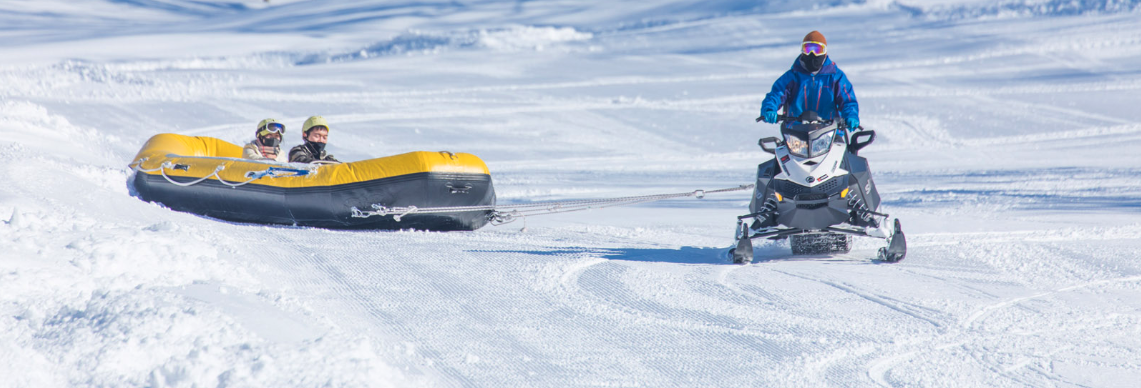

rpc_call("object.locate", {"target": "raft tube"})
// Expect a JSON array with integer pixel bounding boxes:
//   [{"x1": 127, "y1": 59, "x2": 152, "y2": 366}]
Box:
[{"x1": 129, "y1": 134, "x2": 495, "y2": 231}]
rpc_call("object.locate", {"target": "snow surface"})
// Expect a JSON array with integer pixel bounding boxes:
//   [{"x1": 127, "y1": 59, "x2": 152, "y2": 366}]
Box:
[{"x1": 2, "y1": 0, "x2": 1141, "y2": 386}]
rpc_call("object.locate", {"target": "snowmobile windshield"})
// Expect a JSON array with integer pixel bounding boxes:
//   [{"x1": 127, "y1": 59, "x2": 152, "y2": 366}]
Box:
[{"x1": 784, "y1": 130, "x2": 835, "y2": 158}]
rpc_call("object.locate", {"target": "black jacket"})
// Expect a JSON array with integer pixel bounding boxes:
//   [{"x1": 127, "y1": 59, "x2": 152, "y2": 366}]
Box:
[{"x1": 288, "y1": 143, "x2": 340, "y2": 164}]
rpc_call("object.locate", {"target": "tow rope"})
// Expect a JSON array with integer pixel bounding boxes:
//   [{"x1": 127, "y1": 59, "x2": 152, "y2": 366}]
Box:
[
  {"x1": 131, "y1": 158, "x2": 755, "y2": 226},
  {"x1": 350, "y1": 184, "x2": 756, "y2": 225}
]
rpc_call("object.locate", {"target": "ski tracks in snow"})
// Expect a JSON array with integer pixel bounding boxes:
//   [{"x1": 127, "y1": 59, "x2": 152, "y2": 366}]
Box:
[
  {"x1": 863, "y1": 272, "x2": 1141, "y2": 387},
  {"x1": 962, "y1": 274, "x2": 1141, "y2": 332},
  {"x1": 539, "y1": 223, "x2": 1141, "y2": 386},
  {"x1": 548, "y1": 255, "x2": 797, "y2": 385},
  {"x1": 688, "y1": 225, "x2": 1141, "y2": 387},
  {"x1": 771, "y1": 268, "x2": 948, "y2": 330},
  {"x1": 855, "y1": 229, "x2": 1141, "y2": 387}
]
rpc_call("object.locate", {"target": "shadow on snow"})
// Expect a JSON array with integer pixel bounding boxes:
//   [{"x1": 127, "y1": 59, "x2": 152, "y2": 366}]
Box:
[{"x1": 478, "y1": 243, "x2": 885, "y2": 265}]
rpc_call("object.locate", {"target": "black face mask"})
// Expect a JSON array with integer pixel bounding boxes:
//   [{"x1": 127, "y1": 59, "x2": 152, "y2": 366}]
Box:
[
  {"x1": 258, "y1": 136, "x2": 281, "y2": 147},
  {"x1": 305, "y1": 140, "x2": 326, "y2": 155},
  {"x1": 800, "y1": 53, "x2": 827, "y2": 73}
]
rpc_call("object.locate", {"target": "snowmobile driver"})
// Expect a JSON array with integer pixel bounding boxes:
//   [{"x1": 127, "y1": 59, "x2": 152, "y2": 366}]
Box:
[
  {"x1": 243, "y1": 118, "x2": 288, "y2": 162},
  {"x1": 759, "y1": 31, "x2": 859, "y2": 132},
  {"x1": 289, "y1": 116, "x2": 341, "y2": 164}
]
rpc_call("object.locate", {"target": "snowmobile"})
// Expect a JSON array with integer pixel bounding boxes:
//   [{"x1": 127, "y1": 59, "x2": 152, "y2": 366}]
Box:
[{"x1": 729, "y1": 111, "x2": 906, "y2": 264}]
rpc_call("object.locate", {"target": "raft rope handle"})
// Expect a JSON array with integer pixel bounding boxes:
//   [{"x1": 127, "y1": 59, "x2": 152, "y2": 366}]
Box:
[
  {"x1": 129, "y1": 158, "x2": 160, "y2": 173},
  {"x1": 130, "y1": 158, "x2": 308, "y2": 188},
  {"x1": 349, "y1": 184, "x2": 755, "y2": 225},
  {"x1": 160, "y1": 163, "x2": 227, "y2": 187}
]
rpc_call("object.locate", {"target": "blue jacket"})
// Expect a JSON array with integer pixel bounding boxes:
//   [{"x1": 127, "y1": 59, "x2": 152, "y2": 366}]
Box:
[{"x1": 761, "y1": 57, "x2": 858, "y2": 122}]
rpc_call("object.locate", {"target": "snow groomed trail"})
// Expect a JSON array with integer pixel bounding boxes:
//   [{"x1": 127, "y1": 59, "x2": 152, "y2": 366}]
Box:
[{"x1": 2, "y1": 1, "x2": 1141, "y2": 387}]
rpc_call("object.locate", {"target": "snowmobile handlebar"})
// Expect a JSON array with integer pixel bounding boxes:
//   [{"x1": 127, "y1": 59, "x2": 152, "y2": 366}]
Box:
[
  {"x1": 754, "y1": 114, "x2": 797, "y2": 123},
  {"x1": 755, "y1": 114, "x2": 860, "y2": 130}
]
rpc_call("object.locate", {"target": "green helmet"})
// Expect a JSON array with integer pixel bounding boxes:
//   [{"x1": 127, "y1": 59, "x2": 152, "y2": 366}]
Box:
[{"x1": 302, "y1": 116, "x2": 330, "y2": 136}]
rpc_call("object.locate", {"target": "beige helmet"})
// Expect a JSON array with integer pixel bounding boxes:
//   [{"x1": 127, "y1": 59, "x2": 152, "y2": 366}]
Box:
[
  {"x1": 256, "y1": 118, "x2": 285, "y2": 137},
  {"x1": 302, "y1": 116, "x2": 330, "y2": 137}
]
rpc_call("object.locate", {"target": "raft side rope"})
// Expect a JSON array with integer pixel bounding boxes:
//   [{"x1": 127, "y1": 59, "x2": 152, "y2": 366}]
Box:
[
  {"x1": 350, "y1": 184, "x2": 755, "y2": 225},
  {"x1": 130, "y1": 158, "x2": 312, "y2": 188}
]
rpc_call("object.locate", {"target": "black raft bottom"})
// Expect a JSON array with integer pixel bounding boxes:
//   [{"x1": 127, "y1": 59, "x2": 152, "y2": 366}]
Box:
[{"x1": 134, "y1": 171, "x2": 496, "y2": 231}]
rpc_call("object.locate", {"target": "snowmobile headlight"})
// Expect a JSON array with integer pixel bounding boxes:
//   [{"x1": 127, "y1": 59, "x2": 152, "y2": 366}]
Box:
[
  {"x1": 784, "y1": 134, "x2": 807, "y2": 157},
  {"x1": 810, "y1": 131, "x2": 835, "y2": 157}
]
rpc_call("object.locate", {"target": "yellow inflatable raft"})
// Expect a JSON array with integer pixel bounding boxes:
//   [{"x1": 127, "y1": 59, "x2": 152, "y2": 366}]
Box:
[{"x1": 128, "y1": 134, "x2": 496, "y2": 230}]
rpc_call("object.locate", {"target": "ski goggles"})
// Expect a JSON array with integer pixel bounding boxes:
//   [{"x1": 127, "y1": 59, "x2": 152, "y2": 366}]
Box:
[
  {"x1": 257, "y1": 122, "x2": 286, "y2": 137},
  {"x1": 802, "y1": 41, "x2": 827, "y2": 55}
]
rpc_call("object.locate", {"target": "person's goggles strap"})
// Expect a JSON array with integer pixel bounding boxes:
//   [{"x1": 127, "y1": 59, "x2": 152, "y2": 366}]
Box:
[
  {"x1": 257, "y1": 122, "x2": 285, "y2": 137},
  {"x1": 802, "y1": 41, "x2": 827, "y2": 55}
]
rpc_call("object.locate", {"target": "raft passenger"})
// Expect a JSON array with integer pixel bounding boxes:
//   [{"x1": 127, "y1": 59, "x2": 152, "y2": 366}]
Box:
[
  {"x1": 289, "y1": 116, "x2": 341, "y2": 164},
  {"x1": 243, "y1": 118, "x2": 288, "y2": 162}
]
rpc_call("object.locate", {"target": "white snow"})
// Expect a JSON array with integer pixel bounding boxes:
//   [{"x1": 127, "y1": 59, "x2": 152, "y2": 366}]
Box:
[{"x1": 2, "y1": 0, "x2": 1141, "y2": 387}]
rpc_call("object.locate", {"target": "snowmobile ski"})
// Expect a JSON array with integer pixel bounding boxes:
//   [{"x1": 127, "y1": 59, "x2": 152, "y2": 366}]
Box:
[{"x1": 877, "y1": 219, "x2": 906, "y2": 263}]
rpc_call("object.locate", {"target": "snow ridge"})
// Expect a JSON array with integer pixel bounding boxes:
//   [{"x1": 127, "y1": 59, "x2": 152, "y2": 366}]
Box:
[
  {"x1": 299, "y1": 26, "x2": 593, "y2": 64},
  {"x1": 893, "y1": 0, "x2": 1141, "y2": 20}
]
